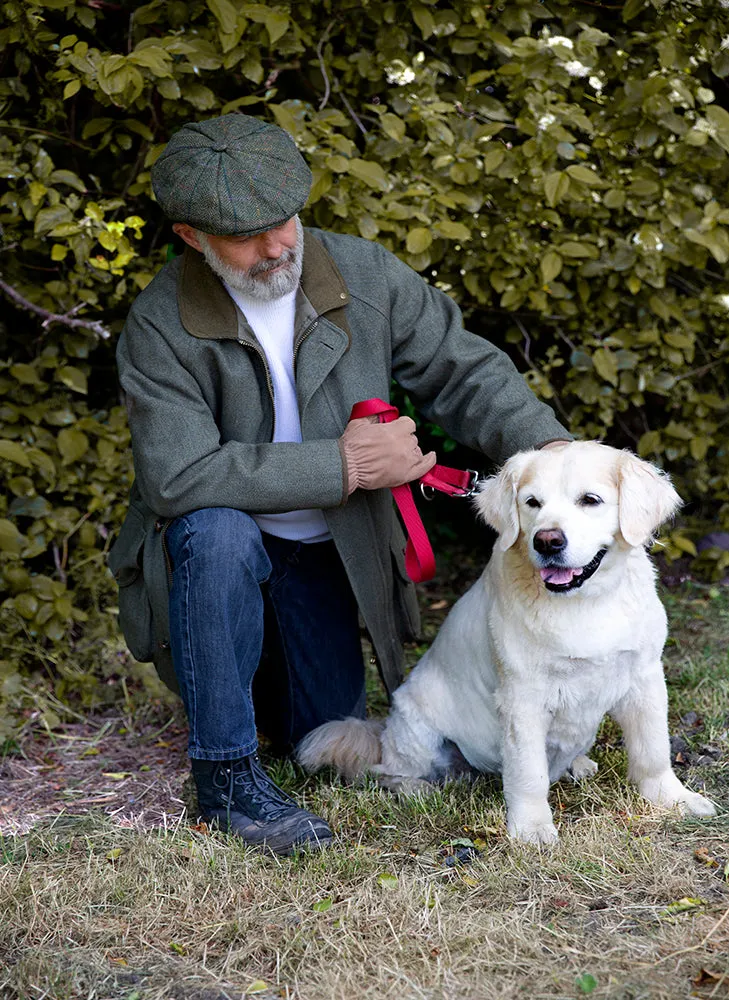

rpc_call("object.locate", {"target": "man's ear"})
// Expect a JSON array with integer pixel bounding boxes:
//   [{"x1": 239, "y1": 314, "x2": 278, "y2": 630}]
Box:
[
  {"x1": 474, "y1": 461, "x2": 524, "y2": 551},
  {"x1": 618, "y1": 451, "x2": 682, "y2": 547},
  {"x1": 172, "y1": 223, "x2": 204, "y2": 253}
]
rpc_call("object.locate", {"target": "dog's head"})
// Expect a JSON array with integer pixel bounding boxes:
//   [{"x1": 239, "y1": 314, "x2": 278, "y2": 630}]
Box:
[{"x1": 474, "y1": 442, "x2": 681, "y2": 594}]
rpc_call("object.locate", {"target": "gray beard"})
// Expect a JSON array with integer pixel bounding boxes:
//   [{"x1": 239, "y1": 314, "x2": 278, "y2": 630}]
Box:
[{"x1": 197, "y1": 217, "x2": 304, "y2": 301}]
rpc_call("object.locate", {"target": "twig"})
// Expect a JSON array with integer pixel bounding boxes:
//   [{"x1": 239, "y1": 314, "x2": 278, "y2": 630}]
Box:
[
  {"x1": 334, "y1": 80, "x2": 368, "y2": 135},
  {"x1": 0, "y1": 123, "x2": 94, "y2": 152},
  {"x1": 316, "y1": 20, "x2": 337, "y2": 110},
  {"x1": 0, "y1": 276, "x2": 110, "y2": 340},
  {"x1": 649, "y1": 906, "x2": 729, "y2": 967}
]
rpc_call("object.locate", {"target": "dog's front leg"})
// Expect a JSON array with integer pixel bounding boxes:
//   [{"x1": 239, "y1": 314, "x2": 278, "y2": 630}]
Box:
[
  {"x1": 500, "y1": 704, "x2": 558, "y2": 845},
  {"x1": 611, "y1": 669, "x2": 716, "y2": 817}
]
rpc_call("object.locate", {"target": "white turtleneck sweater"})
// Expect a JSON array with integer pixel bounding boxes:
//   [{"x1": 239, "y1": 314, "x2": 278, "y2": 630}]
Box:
[{"x1": 224, "y1": 283, "x2": 331, "y2": 543}]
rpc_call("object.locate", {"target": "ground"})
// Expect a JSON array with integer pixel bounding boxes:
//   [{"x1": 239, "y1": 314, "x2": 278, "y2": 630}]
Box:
[{"x1": 0, "y1": 548, "x2": 727, "y2": 1000}]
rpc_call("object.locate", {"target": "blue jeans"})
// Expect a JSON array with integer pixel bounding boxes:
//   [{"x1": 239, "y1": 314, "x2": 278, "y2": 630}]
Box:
[{"x1": 165, "y1": 508, "x2": 366, "y2": 760}]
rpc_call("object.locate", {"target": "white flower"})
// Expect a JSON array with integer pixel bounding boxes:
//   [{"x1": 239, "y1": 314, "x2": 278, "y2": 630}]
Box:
[
  {"x1": 715, "y1": 293, "x2": 729, "y2": 308},
  {"x1": 589, "y1": 76, "x2": 603, "y2": 91},
  {"x1": 563, "y1": 60, "x2": 590, "y2": 78},
  {"x1": 537, "y1": 113, "x2": 556, "y2": 130},
  {"x1": 545, "y1": 35, "x2": 574, "y2": 50},
  {"x1": 696, "y1": 118, "x2": 717, "y2": 136},
  {"x1": 385, "y1": 62, "x2": 416, "y2": 85}
]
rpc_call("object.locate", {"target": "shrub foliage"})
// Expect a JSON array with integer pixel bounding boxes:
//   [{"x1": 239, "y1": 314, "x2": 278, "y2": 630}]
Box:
[{"x1": 2, "y1": 0, "x2": 729, "y2": 732}]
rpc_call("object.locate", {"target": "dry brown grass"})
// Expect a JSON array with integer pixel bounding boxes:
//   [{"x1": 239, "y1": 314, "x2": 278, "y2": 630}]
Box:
[{"x1": 1, "y1": 580, "x2": 727, "y2": 1000}]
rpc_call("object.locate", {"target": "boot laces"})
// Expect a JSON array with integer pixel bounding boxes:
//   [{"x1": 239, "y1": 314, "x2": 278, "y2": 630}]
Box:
[{"x1": 223, "y1": 754, "x2": 297, "y2": 824}]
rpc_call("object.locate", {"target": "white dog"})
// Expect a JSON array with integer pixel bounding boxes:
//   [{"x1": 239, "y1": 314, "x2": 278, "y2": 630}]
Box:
[{"x1": 298, "y1": 442, "x2": 717, "y2": 844}]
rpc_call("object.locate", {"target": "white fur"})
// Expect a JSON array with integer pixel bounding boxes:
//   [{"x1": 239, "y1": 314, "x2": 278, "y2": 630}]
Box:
[{"x1": 298, "y1": 442, "x2": 717, "y2": 844}]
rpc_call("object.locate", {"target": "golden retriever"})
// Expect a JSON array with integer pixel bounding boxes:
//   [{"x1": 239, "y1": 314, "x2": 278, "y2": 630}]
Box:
[{"x1": 298, "y1": 442, "x2": 717, "y2": 843}]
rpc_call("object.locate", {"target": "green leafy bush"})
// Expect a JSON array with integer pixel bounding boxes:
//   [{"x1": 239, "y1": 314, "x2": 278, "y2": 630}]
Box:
[{"x1": 2, "y1": 0, "x2": 729, "y2": 733}]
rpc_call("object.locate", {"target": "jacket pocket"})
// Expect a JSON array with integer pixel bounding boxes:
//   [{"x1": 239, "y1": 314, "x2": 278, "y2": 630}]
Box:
[{"x1": 108, "y1": 502, "x2": 155, "y2": 662}]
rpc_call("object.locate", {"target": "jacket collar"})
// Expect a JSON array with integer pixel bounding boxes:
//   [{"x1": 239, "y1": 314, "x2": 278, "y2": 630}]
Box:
[{"x1": 177, "y1": 229, "x2": 351, "y2": 343}]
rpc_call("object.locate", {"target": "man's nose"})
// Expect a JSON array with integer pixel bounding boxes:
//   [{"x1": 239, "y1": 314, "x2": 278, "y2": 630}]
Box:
[{"x1": 259, "y1": 228, "x2": 288, "y2": 258}]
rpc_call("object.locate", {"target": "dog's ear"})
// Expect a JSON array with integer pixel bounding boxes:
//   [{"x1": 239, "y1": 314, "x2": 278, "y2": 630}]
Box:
[
  {"x1": 474, "y1": 465, "x2": 521, "y2": 551},
  {"x1": 618, "y1": 452, "x2": 682, "y2": 547}
]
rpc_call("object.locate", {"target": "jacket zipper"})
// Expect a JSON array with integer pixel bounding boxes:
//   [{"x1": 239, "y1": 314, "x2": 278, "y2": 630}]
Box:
[
  {"x1": 293, "y1": 318, "x2": 319, "y2": 373},
  {"x1": 238, "y1": 339, "x2": 276, "y2": 440}
]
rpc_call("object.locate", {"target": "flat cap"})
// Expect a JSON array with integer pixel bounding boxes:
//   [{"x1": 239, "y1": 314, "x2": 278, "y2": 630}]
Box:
[{"x1": 151, "y1": 114, "x2": 312, "y2": 236}]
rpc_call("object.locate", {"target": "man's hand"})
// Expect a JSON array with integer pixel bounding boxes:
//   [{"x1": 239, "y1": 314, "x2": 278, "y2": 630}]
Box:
[{"x1": 340, "y1": 415, "x2": 437, "y2": 495}]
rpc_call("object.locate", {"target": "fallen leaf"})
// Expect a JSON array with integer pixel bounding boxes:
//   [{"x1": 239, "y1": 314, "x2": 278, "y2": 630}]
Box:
[
  {"x1": 312, "y1": 898, "x2": 332, "y2": 912},
  {"x1": 575, "y1": 972, "x2": 597, "y2": 994},
  {"x1": 694, "y1": 847, "x2": 719, "y2": 868},
  {"x1": 106, "y1": 848, "x2": 123, "y2": 861},
  {"x1": 102, "y1": 772, "x2": 132, "y2": 780},
  {"x1": 245, "y1": 982, "x2": 270, "y2": 995},
  {"x1": 693, "y1": 968, "x2": 726, "y2": 987},
  {"x1": 660, "y1": 897, "x2": 706, "y2": 917},
  {"x1": 378, "y1": 873, "x2": 398, "y2": 889},
  {"x1": 428, "y1": 600, "x2": 449, "y2": 610}
]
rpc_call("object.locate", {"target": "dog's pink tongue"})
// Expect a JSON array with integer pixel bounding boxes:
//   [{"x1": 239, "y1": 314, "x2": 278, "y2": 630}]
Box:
[{"x1": 540, "y1": 567, "x2": 581, "y2": 585}]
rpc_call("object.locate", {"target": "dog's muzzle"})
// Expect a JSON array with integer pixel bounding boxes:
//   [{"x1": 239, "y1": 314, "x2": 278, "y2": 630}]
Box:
[{"x1": 539, "y1": 548, "x2": 608, "y2": 593}]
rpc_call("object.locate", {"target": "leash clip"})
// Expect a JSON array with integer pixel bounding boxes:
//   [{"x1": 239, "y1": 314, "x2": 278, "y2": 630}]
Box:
[
  {"x1": 420, "y1": 469, "x2": 480, "y2": 501},
  {"x1": 459, "y1": 469, "x2": 481, "y2": 499}
]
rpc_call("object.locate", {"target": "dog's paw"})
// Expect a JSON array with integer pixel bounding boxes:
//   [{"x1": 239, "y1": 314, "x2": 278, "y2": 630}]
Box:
[
  {"x1": 569, "y1": 755, "x2": 598, "y2": 782},
  {"x1": 507, "y1": 808, "x2": 559, "y2": 845},
  {"x1": 639, "y1": 772, "x2": 717, "y2": 817},
  {"x1": 374, "y1": 772, "x2": 433, "y2": 797}
]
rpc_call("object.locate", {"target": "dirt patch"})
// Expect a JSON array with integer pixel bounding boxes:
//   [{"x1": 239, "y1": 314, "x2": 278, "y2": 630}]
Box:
[{"x1": 0, "y1": 712, "x2": 190, "y2": 835}]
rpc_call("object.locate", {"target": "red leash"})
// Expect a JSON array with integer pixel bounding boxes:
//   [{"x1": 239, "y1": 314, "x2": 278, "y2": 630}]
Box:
[{"x1": 350, "y1": 399, "x2": 478, "y2": 583}]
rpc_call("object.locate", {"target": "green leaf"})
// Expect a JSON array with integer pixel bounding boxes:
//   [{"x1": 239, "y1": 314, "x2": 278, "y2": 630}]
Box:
[
  {"x1": 0, "y1": 440, "x2": 31, "y2": 468},
  {"x1": 49, "y1": 169, "x2": 86, "y2": 192},
  {"x1": 706, "y1": 105, "x2": 729, "y2": 152},
  {"x1": 207, "y1": 0, "x2": 237, "y2": 35},
  {"x1": 592, "y1": 347, "x2": 618, "y2": 386},
  {"x1": 0, "y1": 519, "x2": 24, "y2": 555},
  {"x1": 575, "y1": 973, "x2": 597, "y2": 994},
  {"x1": 622, "y1": 0, "x2": 645, "y2": 20},
  {"x1": 544, "y1": 171, "x2": 569, "y2": 207},
  {"x1": 34, "y1": 205, "x2": 73, "y2": 236},
  {"x1": 434, "y1": 220, "x2": 471, "y2": 241},
  {"x1": 57, "y1": 428, "x2": 89, "y2": 464},
  {"x1": 540, "y1": 251, "x2": 563, "y2": 283},
  {"x1": 566, "y1": 164, "x2": 603, "y2": 186},
  {"x1": 265, "y1": 10, "x2": 289, "y2": 44},
  {"x1": 348, "y1": 159, "x2": 390, "y2": 191},
  {"x1": 406, "y1": 227, "x2": 433, "y2": 254},
  {"x1": 55, "y1": 366, "x2": 88, "y2": 394},
  {"x1": 312, "y1": 898, "x2": 332, "y2": 912},
  {"x1": 377, "y1": 873, "x2": 399, "y2": 889},
  {"x1": 63, "y1": 79, "x2": 81, "y2": 100},
  {"x1": 380, "y1": 113, "x2": 406, "y2": 142}
]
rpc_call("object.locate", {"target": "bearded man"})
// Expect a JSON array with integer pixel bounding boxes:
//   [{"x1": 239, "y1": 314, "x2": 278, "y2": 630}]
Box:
[{"x1": 110, "y1": 114, "x2": 570, "y2": 854}]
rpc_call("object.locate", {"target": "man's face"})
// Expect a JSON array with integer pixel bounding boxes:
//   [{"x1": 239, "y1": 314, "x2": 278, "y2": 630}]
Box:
[{"x1": 173, "y1": 217, "x2": 302, "y2": 300}]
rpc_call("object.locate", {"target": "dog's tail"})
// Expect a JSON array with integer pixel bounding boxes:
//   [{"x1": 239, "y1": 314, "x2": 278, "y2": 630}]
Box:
[{"x1": 296, "y1": 718, "x2": 385, "y2": 781}]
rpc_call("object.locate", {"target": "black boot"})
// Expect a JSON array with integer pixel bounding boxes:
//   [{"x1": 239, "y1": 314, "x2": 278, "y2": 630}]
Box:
[{"x1": 191, "y1": 753, "x2": 332, "y2": 855}]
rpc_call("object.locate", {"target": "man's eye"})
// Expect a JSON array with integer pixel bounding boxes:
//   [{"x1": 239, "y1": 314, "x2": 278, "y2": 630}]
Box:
[
  {"x1": 525, "y1": 496, "x2": 542, "y2": 509},
  {"x1": 579, "y1": 493, "x2": 603, "y2": 506}
]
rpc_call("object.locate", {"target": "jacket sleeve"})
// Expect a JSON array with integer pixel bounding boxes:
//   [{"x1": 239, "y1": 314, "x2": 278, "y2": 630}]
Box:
[
  {"x1": 117, "y1": 309, "x2": 347, "y2": 519},
  {"x1": 381, "y1": 248, "x2": 571, "y2": 464}
]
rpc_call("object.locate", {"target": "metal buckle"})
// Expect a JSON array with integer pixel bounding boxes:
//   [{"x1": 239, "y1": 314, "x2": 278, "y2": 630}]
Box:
[{"x1": 419, "y1": 470, "x2": 480, "y2": 501}]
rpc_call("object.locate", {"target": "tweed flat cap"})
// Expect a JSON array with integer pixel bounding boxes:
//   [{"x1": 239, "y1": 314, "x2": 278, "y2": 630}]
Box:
[{"x1": 151, "y1": 114, "x2": 312, "y2": 236}]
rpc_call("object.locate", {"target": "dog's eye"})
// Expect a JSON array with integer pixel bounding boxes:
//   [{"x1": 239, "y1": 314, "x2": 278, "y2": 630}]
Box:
[
  {"x1": 579, "y1": 493, "x2": 603, "y2": 507},
  {"x1": 525, "y1": 496, "x2": 542, "y2": 509}
]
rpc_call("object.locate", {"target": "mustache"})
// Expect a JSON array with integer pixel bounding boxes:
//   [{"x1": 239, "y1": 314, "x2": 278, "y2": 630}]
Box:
[{"x1": 248, "y1": 247, "x2": 297, "y2": 278}]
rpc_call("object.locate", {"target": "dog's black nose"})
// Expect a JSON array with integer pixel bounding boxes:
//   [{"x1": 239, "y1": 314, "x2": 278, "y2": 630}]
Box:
[{"x1": 533, "y1": 529, "x2": 567, "y2": 555}]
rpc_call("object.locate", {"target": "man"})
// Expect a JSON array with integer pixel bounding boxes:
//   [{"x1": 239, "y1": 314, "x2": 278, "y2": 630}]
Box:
[{"x1": 110, "y1": 114, "x2": 570, "y2": 855}]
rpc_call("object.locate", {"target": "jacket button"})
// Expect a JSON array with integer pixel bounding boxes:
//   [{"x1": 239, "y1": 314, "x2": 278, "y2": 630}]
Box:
[{"x1": 158, "y1": 640, "x2": 170, "y2": 650}]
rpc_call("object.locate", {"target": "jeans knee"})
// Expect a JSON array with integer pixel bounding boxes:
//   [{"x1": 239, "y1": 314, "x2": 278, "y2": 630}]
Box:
[{"x1": 167, "y1": 508, "x2": 271, "y2": 583}]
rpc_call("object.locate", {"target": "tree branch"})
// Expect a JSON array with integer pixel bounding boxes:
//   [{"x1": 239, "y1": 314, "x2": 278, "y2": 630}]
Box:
[{"x1": 0, "y1": 276, "x2": 111, "y2": 340}]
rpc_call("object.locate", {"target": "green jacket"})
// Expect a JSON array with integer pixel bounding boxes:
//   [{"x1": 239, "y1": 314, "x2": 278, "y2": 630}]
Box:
[{"x1": 109, "y1": 228, "x2": 569, "y2": 695}]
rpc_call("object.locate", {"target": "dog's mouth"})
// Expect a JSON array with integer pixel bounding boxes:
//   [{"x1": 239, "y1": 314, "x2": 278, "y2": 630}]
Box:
[{"x1": 539, "y1": 548, "x2": 608, "y2": 593}]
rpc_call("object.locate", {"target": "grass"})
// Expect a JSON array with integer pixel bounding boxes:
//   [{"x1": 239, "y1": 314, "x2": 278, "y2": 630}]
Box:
[{"x1": 1, "y1": 578, "x2": 728, "y2": 1000}]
